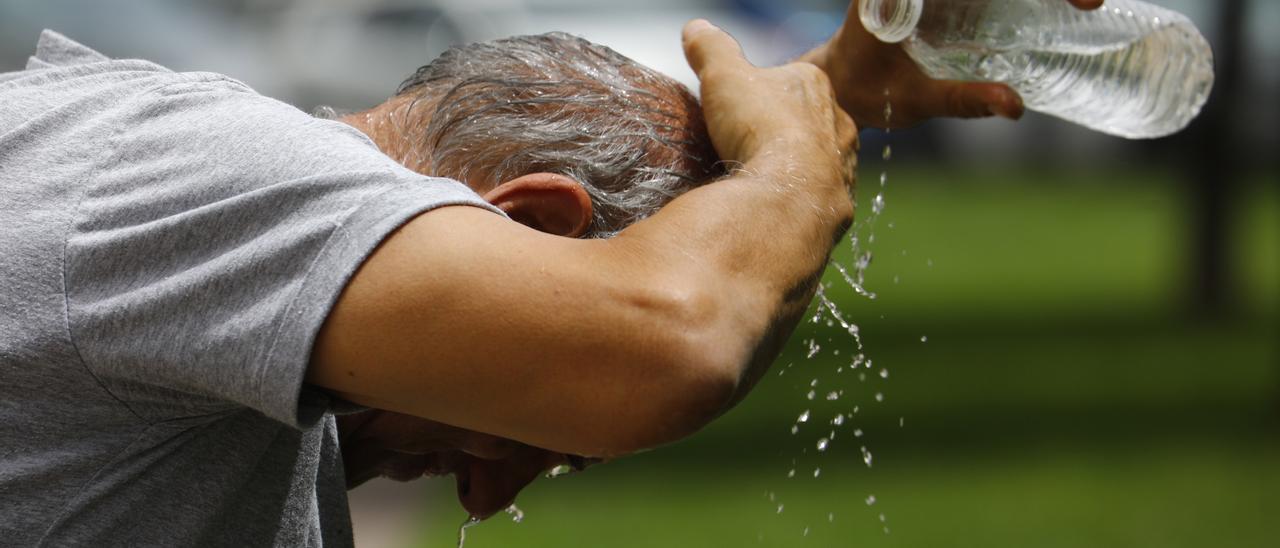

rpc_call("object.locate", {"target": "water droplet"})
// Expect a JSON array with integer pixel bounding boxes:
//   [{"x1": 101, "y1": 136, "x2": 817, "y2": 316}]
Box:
[
  {"x1": 899, "y1": 416, "x2": 905, "y2": 427},
  {"x1": 879, "y1": 368, "x2": 889, "y2": 379},
  {"x1": 825, "y1": 391, "x2": 840, "y2": 401},
  {"x1": 806, "y1": 339, "x2": 821, "y2": 358},
  {"x1": 828, "y1": 512, "x2": 835, "y2": 523},
  {"x1": 806, "y1": 390, "x2": 816, "y2": 400},
  {"x1": 920, "y1": 335, "x2": 928, "y2": 343},
  {"x1": 852, "y1": 405, "x2": 860, "y2": 414},
  {"x1": 777, "y1": 504, "x2": 785, "y2": 514},
  {"x1": 879, "y1": 513, "x2": 887, "y2": 523},
  {"x1": 816, "y1": 438, "x2": 829, "y2": 451},
  {"x1": 545, "y1": 464, "x2": 572, "y2": 479},
  {"x1": 875, "y1": 392, "x2": 884, "y2": 402},
  {"x1": 833, "y1": 349, "x2": 840, "y2": 356},
  {"x1": 871, "y1": 193, "x2": 885, "y2": 215},
  {"x1": 865, "y1": 494, "x2": 877, "y2": 506},
  {"x1": 862, "y1": 447, "x2": 874, "y2": 467},
  {"x1": 854, "y1": 428, "x2": 864, "y2": 438},
  {"x1": 813, "y1": 467, "x2": 822, "y2": 478},
  {"x1": 832, "y1": 414, "x2": 845, "y2": 426},
  {"x1": 787, "y1": 468, "x2": 796, "y2": 478},
  {"x1": 803, "y1": 527, "x2": 810, "y2": 537},
  {"x1": 810, "y1": 379, "x2": 819, "y2": 387},
  {"x1": 790, "y1": 425, "x2": 799, "y2": 435},
  {"x1": 879, "y1": 171, "x2": 888, "y2": 186},
  {"x1": 882, "y1": 145, "x2": 892, "y2": 161},
  {"x1": 797, "y1": 410, "x2": 810, "y2": 423},
  {"x1": 505, "y1": 504, "x2": 525, "y2": 523}
]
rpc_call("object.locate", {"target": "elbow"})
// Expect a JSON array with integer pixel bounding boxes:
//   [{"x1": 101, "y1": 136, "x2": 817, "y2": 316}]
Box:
[{"x1": 586, "y1": 284, "x2": 744, "y2": 458}]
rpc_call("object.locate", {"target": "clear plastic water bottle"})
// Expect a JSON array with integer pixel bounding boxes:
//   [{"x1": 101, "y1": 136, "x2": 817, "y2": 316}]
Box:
[{"x1": 858, "y1": 0, "x2": 1215, "y2": 138}]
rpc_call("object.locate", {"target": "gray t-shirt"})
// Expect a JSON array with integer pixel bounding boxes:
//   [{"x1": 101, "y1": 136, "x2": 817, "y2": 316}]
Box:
[{"x1": 0, "y1": 31, "x2": 499, "y2": 546}]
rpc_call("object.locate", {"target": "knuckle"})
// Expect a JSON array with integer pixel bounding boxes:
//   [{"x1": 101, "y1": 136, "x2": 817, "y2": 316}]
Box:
[{"x1": 787, "y1": 62, "x2": 827, "y2": 84}]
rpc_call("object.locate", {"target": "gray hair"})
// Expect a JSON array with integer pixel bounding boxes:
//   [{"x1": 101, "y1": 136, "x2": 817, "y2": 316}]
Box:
[{"x1": 397, "y1": 32, "x2": 723, "y2": 238}]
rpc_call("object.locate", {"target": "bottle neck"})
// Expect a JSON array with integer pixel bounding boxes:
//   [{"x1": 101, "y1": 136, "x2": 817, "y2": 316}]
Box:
[{"x1": 859, "y1": 0, "x2": 924, "y2": 43}]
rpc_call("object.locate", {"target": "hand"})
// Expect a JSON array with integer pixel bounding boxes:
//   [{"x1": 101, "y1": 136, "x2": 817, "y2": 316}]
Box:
[
  {"x1": 802, "y1": 0, "x2": 1104, "y2": 128},
  {"x1": 682, "y1": 19, "x2": 857, "y2": 190},
  {"x1": 337, "y1": 410, "x2": 587, "y2": 519}
]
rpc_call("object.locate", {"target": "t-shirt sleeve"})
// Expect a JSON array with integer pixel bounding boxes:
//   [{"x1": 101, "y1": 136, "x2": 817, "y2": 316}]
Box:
[{"x1": 64, "y1": 76, "x2": 501, "y2": 428}]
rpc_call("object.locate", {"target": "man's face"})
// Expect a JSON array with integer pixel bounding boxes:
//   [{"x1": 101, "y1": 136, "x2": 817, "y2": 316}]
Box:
[{"x1": 339, "y1": 410, "x2": 576, "y2": 519}]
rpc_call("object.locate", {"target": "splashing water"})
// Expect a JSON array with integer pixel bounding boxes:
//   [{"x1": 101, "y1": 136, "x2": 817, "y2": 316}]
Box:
[
  {"x1": 773, "y1": 94, "x2": 900, "y2": 540},
  {"x1": 505, "y1": 504, "x2": 525, "y2": 524},
  {"x1": 456, "y1": 516, "x2": 480, "y2": 548}
]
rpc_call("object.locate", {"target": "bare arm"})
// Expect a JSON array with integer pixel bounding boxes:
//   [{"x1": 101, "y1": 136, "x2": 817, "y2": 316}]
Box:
[{"x1": 307, "y1": 21, "x2": 856, "y2": 458}]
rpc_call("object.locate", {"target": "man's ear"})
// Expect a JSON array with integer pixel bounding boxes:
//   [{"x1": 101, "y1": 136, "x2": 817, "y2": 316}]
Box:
[{"x1": 482, "y1": 173, "x2": 593, "y2": 238}]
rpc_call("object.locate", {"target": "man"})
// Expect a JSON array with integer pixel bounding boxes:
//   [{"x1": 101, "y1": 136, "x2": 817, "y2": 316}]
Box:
[{"x1": 1, "y1": 1, "x2": 1101, "y2": 545}]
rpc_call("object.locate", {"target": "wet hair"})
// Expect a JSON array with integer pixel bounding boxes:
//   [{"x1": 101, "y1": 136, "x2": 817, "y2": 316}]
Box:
[{"x1": 397, "y1": 32, "x2": 723, "y2": 238}]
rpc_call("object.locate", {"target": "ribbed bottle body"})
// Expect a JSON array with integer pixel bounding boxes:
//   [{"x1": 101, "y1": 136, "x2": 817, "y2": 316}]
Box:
[{"x1": 878, "y1": 0, "x2": 1214, "y2": 138}]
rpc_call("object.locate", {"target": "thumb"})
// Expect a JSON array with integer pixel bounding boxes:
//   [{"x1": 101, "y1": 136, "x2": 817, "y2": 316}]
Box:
[
  {"x1": 682, "y1": 19, "x2": 750, "y2": 78},
  {"x1": 924, "y1": 80, "x2": 1025, "y2": 120}
]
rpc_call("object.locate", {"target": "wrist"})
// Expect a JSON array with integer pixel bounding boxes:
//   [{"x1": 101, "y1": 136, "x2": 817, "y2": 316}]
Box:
[{"x1": 742, "y1": 152, "x2": 854, "y2": 223}]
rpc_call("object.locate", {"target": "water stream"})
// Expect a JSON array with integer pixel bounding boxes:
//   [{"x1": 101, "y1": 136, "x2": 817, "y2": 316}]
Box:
[{"x1": 769, "y1": 94, "x2": 899, "y2": 540}]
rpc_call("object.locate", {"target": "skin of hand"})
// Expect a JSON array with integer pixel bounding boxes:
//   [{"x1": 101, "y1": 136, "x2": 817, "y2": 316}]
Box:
[
  {"x1": 338, "y1": 409, "x2": 587, "y2": 519},
  {"x1": 685, "y1": 19, "x2": 857, "y2": 186},
  {"x1": 798, "y1": 0, "x2": 1105, "y2": 128}
]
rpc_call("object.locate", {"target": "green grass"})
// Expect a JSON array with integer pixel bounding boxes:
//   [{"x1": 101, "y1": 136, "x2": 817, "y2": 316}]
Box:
[
  {"x1": 414, "y1": 440, "x2": 1280, "y2": 548},
  {"x1": 407, "y1": 167, "x2": 1278, "y2": 548}
]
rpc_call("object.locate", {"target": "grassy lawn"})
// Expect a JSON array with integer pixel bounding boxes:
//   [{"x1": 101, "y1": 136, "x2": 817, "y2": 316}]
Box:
[
  {"x1": 408, "y1": 167, "x2": 1278, "y2": 548},
  {"x1": 414, "y1": 440, "x2": 1280, "y2": 548}
]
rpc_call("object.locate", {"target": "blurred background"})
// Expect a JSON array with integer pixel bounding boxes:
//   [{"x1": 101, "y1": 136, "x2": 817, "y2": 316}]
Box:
[{"x1": 4, "y1": 1, "x2": 1275, "y2": 546}]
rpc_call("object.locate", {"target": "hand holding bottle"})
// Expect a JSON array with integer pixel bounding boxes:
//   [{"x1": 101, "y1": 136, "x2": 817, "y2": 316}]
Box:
[{"x1": 799, "y1": 0, "x2": 1102, "y2": 129}]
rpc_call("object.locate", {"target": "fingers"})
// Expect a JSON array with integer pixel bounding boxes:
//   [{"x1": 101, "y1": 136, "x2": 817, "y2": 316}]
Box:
[
  {"x1": 924, "y1": 81, "x2": 1025, "y2": 120},
  {"x1": 1069, "y1": 0, "x2": 1104, "y2": 9},
  {"x1": 681, "y1": 19, "x2": 750, "y2": 77}
]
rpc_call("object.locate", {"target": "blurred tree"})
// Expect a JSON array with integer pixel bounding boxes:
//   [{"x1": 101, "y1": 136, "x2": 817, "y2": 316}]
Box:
[{"x1": 1182, "y1": 0, "x2": 1246, "y2": 317}]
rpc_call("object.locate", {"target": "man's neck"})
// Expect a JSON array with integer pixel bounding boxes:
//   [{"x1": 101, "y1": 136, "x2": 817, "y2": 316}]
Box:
[{"x1": 339, "y1": 95, "x2": 433, "y2": 174}]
